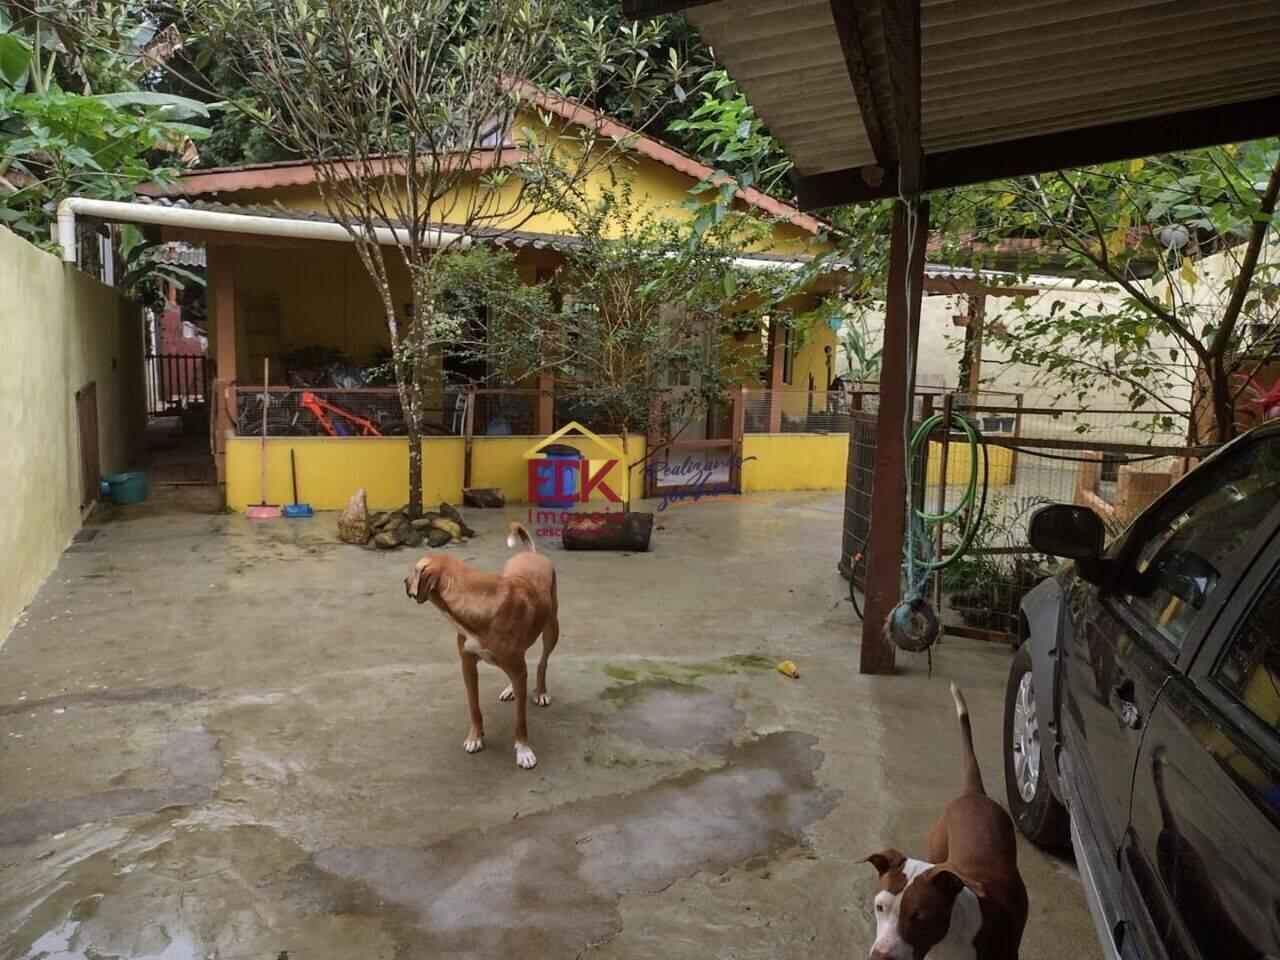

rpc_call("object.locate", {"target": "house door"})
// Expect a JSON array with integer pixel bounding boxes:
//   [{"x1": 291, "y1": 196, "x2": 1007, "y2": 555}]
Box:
[{"x1": 76, "y1": 381, "x2": 100, "y2": 509}]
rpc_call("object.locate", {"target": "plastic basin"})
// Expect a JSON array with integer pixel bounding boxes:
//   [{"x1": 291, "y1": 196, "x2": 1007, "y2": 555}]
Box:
[{"x1": 103, "y1": 471, "x2": 148, "y2": 505}]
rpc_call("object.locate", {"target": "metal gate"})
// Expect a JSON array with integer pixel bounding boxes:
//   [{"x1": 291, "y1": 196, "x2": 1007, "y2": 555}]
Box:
[{"x1": 145, "y1": 353, "x2": 209, "y2": 417}]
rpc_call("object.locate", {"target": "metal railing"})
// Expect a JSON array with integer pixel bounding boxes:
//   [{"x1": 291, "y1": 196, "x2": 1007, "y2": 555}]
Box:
[{"x1": 145, "y1": 352, "x2": 208, "y2": 417}]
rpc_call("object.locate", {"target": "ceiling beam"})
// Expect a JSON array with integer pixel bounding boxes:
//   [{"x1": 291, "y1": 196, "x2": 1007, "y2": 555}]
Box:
[
  {"x1": 827, "y1": 1, "x2": 890, "y2": 165},
  {"x1": 875, "y1": 0, "x2": 922, "y2": 196},
  {"x1": 796, "y1": 93, "x2": 1280, "y2": 209}
]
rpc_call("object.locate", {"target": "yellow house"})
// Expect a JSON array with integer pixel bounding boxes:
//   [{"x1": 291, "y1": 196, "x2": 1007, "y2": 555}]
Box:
[{"x1": 119, "y1": 88, "x2": 852, "y2": 509}]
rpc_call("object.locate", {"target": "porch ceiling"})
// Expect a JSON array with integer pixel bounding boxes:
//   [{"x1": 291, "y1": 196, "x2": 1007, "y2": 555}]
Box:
[{"x1": 626, "y1": 0, "x2": 1280, "y2": 208}]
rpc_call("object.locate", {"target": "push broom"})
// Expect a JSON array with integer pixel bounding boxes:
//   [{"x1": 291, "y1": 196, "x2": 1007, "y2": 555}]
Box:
[{"x1": 246, "y1": 358, "x2": 282, "y2": 519}]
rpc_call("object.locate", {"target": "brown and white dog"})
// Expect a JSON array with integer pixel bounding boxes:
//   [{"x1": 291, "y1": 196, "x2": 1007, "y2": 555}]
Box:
[
  {"x1": 861, "y1": 684, "x2": 1028, "y2": 960},
  {"x1": 404, "y1": 522, "x2": 559, "y2": 769}
]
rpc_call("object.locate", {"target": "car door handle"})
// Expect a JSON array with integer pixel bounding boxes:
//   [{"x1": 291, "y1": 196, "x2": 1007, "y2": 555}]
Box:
[{"x1": 1111, "y1": 679, "x2": 1142, "y2": 730}]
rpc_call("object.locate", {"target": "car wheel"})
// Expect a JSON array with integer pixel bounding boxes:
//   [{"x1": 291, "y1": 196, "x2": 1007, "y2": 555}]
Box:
[{"x1": 1004, "y1": 642, "x2": 1070, "y2": 849}]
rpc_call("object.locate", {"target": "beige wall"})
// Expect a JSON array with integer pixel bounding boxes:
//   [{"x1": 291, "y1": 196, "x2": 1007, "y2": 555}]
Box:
[{"x1": 0, "y1": 226, "x2": 144, "y2": 642}]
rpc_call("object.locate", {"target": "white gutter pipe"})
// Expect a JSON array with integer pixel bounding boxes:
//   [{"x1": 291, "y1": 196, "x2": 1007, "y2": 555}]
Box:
[{"x1": 56, "y1": 197, "x2": 470, "y2": 264}]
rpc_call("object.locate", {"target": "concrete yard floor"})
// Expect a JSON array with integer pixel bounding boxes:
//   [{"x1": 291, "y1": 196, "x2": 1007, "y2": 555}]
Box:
[{"x1": 0, "y1": 492, "x2": 1100, "y2": 959}]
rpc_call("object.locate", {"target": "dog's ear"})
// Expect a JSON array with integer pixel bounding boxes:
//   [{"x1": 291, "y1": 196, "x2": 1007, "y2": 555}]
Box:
[
  {"x1": 406, "y1": 560, "x2": 437, "y2": 604},
  {"x1": 859, "y1": 848, "x2": 906, "y2": 876},
  {"x1": 417, "y1": 566, "x2": 439, "y2": 603},
  {"x1": 928, "y1": 867, "x2": 985, "y2": 901}
]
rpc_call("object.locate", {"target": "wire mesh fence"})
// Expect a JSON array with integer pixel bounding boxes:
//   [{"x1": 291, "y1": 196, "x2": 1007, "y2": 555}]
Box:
[
  {"x1": 742, "y1": 389, "x2": 856, "y2": 433},
  {"x1": 232, "y1": 387, "x2": 460, "y2": 437},
  {"x1": 839, "y1": 391, "x2": 1211, "y2": 644}
]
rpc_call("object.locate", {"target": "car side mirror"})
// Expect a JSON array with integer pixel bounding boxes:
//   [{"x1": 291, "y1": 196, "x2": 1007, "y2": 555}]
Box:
[
  {"x1": 1028, "y1": 504, "x2": 1105, "y2": 559},
  {"x1": 1028, "y1": 505, "x2": 1111, "y2": 587}
]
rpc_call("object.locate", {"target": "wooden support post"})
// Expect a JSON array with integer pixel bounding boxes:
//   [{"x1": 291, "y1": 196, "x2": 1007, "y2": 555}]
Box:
[
  {"x1": 462, "y1": 389, "x2": 476, "y2": 488},
  {"x1": 766, "y1": 317, "x2": 785, "y2": 433},
  {"x1": 958, "y1": 293, "x2": 987, "y2": 393},
  {"x1": 731, "y1": 387, "x2": 747, "y2": 492},
  {"x1": 208, "y1": 245, "x2": 237, "y2": 487},
  {"x1": 210, "y1": 245, "x2": 237, "y2": 387},
  {"x1": 535, "y1": 373, "x2": 554, "y2": 435},
  {"x1": 859, "y1": 198, "x2": 929, "y2": 675}
]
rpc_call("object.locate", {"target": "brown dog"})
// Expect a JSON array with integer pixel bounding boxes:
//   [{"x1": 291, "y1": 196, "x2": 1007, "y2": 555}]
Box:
[
  {"x1": 861, "y1": 684, "x2": 1028, "y2": 960},
  {"x1": 404, "y1": 521, "x2": 559, "y2": 769}
]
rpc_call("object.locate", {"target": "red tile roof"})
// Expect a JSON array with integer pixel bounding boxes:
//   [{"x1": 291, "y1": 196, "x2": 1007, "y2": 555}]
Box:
[{"x1": 140, "y1": 86, "x2": 825, "y2": 236}]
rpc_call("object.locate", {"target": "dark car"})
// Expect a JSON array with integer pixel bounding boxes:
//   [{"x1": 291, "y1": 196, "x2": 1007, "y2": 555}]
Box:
[{"x1": 1006, "y1": 423, "x2": 1280, "y2": 960}]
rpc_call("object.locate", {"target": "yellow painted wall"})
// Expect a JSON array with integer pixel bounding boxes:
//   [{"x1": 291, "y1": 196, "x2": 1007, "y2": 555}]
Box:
[
  {"x1": 924, "y1": 440, "x2": 1014, "y2": 487},
  {"x1": 226, "y1": 436, "x2": 464, "y2": 511},
  {"x1": 739, "y1": 434, "x2": 1016, "y2": 493},
  {"x1": 790, "y1": 324, "x2": 838, "y2": 391},
  {"x1": 222, "y1": 119, "x2": 821, "y2": 256},
  {"x1": 226, "y1": 433, "x2": 649, "y2": 511},
  {"x1": 741, "y1": 434, "x2": 850, "y2": 491},
  {"x1": 225, "y1": 431, "x2": 1015, "y2": 509},
  {"x1": 0, "y1": 226, "x2": 144, "y2": 642}
]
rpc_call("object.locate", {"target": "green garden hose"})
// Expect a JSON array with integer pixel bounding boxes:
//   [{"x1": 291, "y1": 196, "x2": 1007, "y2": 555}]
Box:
[
  {"x1": 908, "y1": 411, "x2": 989, "y2": 571},
  {"x1": 888, "y1": 411, "x2": 989, "y2": 653}
]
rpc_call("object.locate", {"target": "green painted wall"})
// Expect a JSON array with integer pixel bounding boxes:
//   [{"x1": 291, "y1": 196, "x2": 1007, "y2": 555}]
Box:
[{"x1": 0, "y1": 226, "x2": 144, "y2": 642}]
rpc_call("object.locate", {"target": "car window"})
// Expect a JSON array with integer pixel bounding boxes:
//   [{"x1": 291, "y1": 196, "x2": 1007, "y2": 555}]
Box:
[
  {"x1": 1214, "y1": 569, "x2": 1280, "y2": 739},
  {"x1": 1123, "y1": 436, "x2": 1280, "y2": 652}
]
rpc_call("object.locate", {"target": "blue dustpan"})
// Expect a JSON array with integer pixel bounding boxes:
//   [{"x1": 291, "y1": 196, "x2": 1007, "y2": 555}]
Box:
[{"x1": 284, "y1": 450, "x2": 314, "y2": 519}]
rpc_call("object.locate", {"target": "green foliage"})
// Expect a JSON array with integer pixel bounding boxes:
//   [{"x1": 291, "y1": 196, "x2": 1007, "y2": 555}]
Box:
[
  {"x1": 964, "y1": 142, "x2": 1280, "y2": 442},
  {"x1": 456, "y1": 184, "x2": 793, "y2": 450},
  {"x1": 0, "y1": 5, "x2": 210, "y2": 245},
  {"x1": 668, "y1": 69, "x2": 792, "y2": 199},
  {"x1": 941, "y1": 496, "x2": 1052, "y2": 636}
]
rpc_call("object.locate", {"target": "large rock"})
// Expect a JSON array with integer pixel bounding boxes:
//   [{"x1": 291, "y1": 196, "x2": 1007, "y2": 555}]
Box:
[
  {"x1": 410, "y1": 512, "x2": 442, "y2": 531},
  {"x1": 438, "y1": 501, "x2": 475, "y2": 538},
  {"x1": 373, "y1": 530, "x2": 401, "y2": 549},
  {"x1": 338, "y1": 488, "x2": 371, "y2": 544},
  {"x1": 431, "y1": 518, "x2": 464, "y2": 540},
  {"x1": 426, "y1": 528, "x2": 452, "y2": 548},
  {"x1": 463, "y1": 487, "x2": 505, "y2": 509},
  {"x1": 403, "y1": 527, "x2": 424, "y2": 548}
]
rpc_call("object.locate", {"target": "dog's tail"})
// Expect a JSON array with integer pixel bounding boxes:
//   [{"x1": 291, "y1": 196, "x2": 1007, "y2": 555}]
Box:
[
  {"x1": 951, "y1": 683, "x2": 986, "y2": 795},
  {"x1": 507, "y1": 521, "x2": 537, "y2": 552}
]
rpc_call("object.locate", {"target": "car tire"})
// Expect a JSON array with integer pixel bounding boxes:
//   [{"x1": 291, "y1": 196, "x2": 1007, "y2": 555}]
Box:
[{"x1": 1004, "y1": 642, "x2": 1070, "y2": 849}]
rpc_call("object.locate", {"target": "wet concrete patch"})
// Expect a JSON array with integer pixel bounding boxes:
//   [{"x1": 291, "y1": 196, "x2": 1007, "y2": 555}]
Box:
[
  {"x1": 0, "y1": 684, "x2": 202, "y2": 717},
  {"x1": 307, "y1": 732, "x2": 837, "y2": 958},
  {"x1": 601, "y1": 681, "x2": 745, "y2": 755},
  {"x1": 0, "y1": 729, "x2": 221, "y2": 847}
]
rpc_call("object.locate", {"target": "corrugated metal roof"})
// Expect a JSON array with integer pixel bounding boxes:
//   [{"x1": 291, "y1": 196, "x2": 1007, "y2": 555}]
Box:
[{"x1": 688, "y1": 0, "x2": 1280, "y2": 176}]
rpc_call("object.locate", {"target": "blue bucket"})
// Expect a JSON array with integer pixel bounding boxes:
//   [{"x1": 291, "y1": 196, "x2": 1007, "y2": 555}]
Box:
[
  {"x1": 103, "y1": 471, "x2": 148, "y2": 505},
  {"x1": 531, "y1": 443, "x2": 580, "y2": 509}
]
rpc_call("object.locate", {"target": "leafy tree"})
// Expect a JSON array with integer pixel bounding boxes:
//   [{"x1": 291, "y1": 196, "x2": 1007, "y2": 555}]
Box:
[
  {"x1": 678, "y1": 88, "x2": 1280, "y2": 445},
  {"x1": 179, "y1": 0, "x2": 699, "y2": 516},
  {"x1": 455, "y1": 183, "x2": 802, "y2": 508},
  {"x1": 975, "y1": 143, "x2": 1280, "y2": 444},
  {"x1": 0, "y1": 4, "x2": 211, "y2": 243}
]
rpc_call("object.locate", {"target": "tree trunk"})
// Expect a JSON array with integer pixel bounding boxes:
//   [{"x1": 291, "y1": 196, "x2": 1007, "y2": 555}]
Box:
[
  {"x1": 1209, "y1": 354, "x2": 1237, "y2": 445},
  {"x1": 407, "y1": 424, "x2": 423, "y2": 517},
  {"x1": 620, "y1": 428, "x2": 631, "y2": 514}
]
